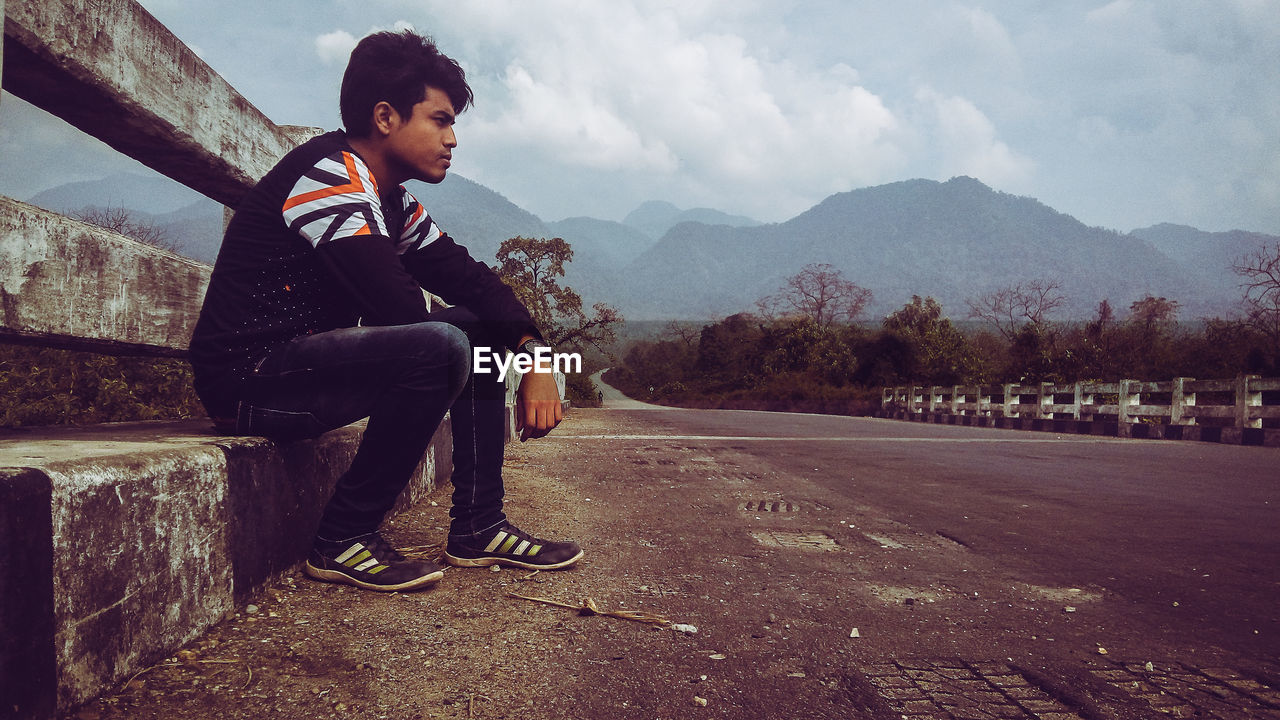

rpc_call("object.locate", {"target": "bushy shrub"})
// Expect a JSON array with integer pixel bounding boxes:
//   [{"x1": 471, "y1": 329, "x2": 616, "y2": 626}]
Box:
[{"x1": 0, "y1": 345, "x2": 203, "y2": 427}]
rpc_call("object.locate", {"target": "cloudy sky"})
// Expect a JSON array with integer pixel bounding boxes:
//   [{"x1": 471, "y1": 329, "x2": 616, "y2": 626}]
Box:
[{"x1": 2, "y1": 0, "x2": 1277, "y2": 234}]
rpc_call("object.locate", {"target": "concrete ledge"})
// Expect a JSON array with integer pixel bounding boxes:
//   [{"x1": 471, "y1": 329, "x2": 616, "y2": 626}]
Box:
[
  {"x1": 2, "y1": 0, "x2": 321, "y2": 208},
  {"x1": 877, "y1": 410, "x2": 1280, "y2": 447},
  {"x1": 0, "y1": 195, "x2": 211, "y2": 357},
  {"x1": 0, "y1": 418, "x2": 451, "y2": 718}
]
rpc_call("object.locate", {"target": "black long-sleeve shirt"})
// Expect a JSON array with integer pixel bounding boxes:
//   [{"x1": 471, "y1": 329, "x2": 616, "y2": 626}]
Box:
[{"x1": 189, "y1": 131, "x2": 538, "y2": 418}]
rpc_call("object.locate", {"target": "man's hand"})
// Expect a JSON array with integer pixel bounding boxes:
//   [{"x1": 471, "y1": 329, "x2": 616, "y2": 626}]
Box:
[{"x1": 516, "y1": 369, "x2": 563, "y2": 441}]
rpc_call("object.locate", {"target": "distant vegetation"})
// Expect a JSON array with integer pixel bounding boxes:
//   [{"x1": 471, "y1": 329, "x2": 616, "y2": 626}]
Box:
[
  {"x1": 12, "y1": 170, "x2": 1280, "y2": 425},
  {"x1": 0, "y1": 345, "x2": 202, "y2": 427},
  {"x1": 609, "y1": 252, "x2": 1280, "y2": 417}
]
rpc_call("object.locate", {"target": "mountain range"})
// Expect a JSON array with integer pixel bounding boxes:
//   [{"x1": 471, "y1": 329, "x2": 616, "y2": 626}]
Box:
[{"x1": 25, "y1": 173, "x2": 1277, "y2": 322}]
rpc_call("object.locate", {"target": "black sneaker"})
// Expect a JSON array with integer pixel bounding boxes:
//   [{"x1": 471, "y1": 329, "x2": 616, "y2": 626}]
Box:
[
  {"x1": 444, "y1": 524, "x2": 583, "y2": 570},
  {"x1": 304, "y1": 532, "x2": 444, "y2": 592}
]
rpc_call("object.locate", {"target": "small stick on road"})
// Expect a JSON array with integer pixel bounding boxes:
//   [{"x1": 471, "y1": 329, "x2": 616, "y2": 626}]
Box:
[{"x1": 507, "y1": 591, "x2": 671, "y2": 626}]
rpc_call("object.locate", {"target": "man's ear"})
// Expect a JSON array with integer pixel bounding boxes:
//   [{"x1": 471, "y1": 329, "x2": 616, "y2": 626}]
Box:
[{"x1": 369, "y1": 101, "x2": 399, "y2": 137}]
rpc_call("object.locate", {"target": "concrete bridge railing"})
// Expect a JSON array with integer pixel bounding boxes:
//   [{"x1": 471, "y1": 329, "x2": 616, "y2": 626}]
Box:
[
  {"x1": 881, "y1": 376, "x2": 1280, "y2": 446},
  {"x1": 0, "y1": 2, "x2": 457, "y2": 717}
]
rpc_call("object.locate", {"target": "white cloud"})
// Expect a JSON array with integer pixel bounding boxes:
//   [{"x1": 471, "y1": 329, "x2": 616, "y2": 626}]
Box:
[
  {"x1": 12, "y1": 0, "x2": 1278, "y2": 234},
  {"x1": 914, "y1": 87, "x2": 1034, "y2": 186},
  {"x1": 315, "y1": 30, "x2": 358, "y2": 65},
  {"x1": 1085, "y1": 0, "x2": 1137, "y2": 25},
  {"x1": 315, "y1": 20, "x2": 419, "y2": 66},
  {"x1": 417, "y1": 0, "x2": 905, "y2": 219}
]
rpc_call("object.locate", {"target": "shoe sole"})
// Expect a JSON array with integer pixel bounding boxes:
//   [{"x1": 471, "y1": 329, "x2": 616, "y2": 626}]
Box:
[
  {"x1": 443, "y1": 549, "x2": 584, "y2": 571},
  {"x1": 303, "y1": 561, "x2": 443, "y2": 592}
]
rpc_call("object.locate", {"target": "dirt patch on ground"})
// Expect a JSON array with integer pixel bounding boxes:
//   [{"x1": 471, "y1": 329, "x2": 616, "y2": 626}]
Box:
[{"x1": 74, "y1": 424, "x2": 621, "y2": 720}]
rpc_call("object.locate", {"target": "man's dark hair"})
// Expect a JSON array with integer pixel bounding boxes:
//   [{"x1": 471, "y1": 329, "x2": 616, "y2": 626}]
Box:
[{"x1": 340, "y1": 30, "x2": 474, "y2": 137}]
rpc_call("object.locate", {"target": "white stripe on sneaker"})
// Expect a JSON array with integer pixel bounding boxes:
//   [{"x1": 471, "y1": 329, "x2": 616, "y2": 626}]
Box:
[
  {"x1": 334, "y1": 543, "x2": 364, "y2": 564},
  {"x1": 354, "y1": 558, "x2": 379, "y2": 572},
  {"x1": 484, "y1": 531, "x2": 509, "y2": 553},
  {"x1": 514, "y1": 540, "x2": 531, "y2": 556}
]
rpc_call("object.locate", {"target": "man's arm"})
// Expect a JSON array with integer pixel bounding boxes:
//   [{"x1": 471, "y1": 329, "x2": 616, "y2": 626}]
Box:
[
  {"x1": 396, "y1": 194, "x2": 561, "y2": 439},
  {"x1": 283, "y1": 150, "x2": 431, "y2": 326},
  {"x1": 400, "y1": 231, "x2": 539, "y2": 350},
  {"x1": 514, "y1": 335, "x2": 563, "y2": 441}
]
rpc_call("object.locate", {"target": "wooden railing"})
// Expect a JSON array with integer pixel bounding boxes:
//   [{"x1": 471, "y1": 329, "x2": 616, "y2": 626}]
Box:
[{"x1": 881, "y1": 376, "x2": 1280, "y2": 443}]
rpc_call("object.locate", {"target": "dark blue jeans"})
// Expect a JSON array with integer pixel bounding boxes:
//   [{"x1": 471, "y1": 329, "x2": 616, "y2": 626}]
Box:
[{"x1": 235, "y1": 307, "x2": 510, "y2": 541}]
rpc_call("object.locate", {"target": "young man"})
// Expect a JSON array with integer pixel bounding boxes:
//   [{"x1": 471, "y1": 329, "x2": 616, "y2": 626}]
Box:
[{"x1": 188, "y1": 30, "x2": 582, "y2": 592}]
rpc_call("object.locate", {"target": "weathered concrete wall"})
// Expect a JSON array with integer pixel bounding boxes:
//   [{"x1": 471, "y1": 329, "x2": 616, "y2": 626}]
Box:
[
  {"x1": 1, "y1": 0, "x2": 322, "y2": 208},
  {"x1": 0, "y1": 196, "x2": 210, "y2": 355},
  {"x1": 45, "y1": 446, "x2": 232, "y2": 710},
  {"x1": 0, "y1": 418, "x2": 452, "y2": 716}
]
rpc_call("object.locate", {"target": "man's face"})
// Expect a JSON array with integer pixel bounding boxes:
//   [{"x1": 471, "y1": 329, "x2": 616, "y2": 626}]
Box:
[{"x1": 386, "y1": 86, "x2": 457, "y2": 184}]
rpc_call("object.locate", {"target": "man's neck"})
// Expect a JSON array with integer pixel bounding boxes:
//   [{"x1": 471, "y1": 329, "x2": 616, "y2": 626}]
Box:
[{"x1": 346, "y1": 134, "x2": 400, "y2": 197}]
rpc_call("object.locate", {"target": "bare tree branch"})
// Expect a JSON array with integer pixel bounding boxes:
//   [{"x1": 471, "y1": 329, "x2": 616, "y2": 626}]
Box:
[
  {"x1": 1233, "y1": 243, "x2": 1280, "y2": 343},
  {"x1": 73, "y1": 205, "x2": 180, "y2": 253},
  {"x1": 966, "y1": 279, "x2": 1065, "y2": 340},
  {"x1": 758, "y1": 263, "x2": 872, "y2": 329}
]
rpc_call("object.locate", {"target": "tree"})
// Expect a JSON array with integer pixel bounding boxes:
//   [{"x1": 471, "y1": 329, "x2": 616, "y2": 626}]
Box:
[
  {"x1": 73, "y1": 205, "x2": 180, "y2": 253},
  {"x1": 756, "y1": 263, "x2": 872, "y2": 330},
  {"x1": 966, "y1": 279, "x2": 1065, "y2": 340},
  {"x1": 1086, "y1": 299, "x2": 1115, "y2": 338},
  {"x1": 1233, "y1": 243, "x2": 1280, "y2": 347},
  {"x1": 1127, "y1": 295, "x2": 1180, "y2": 331},
  {"x1": 494, "y1": 236, "x2": 622, "y2": 353},
  {"x1": 695, "y1": 313, "x2": 764, "y2": 380},
  {"x1": 882, "y1": 295, "x2": 980, "y2": 384},
  {"x1": 663, "y1": 320, "x2": 701, "y2": 348}
]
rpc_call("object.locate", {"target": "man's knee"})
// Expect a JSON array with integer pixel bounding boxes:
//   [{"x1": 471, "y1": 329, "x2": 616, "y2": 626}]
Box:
[
  {"x1": 437, "y1": 323, "x2": 473, "y2": 394},
  {"x1": 400, "y1": 322, "x2": 472, "y2": 395}
]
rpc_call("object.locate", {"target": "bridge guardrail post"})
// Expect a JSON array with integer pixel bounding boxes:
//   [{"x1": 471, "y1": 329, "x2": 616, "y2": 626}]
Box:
[
  {"x1": 1236, "y1": 375, "x2": 1262, "y2": 429},
  {"x1": 1118, "y1": 379, "x2": 1137, "y2": 437},
  {"x1": 1036, "y1": 382, "x2": 1052, "y2": 420},
  {"x1": 1002, "y1": 383, "x2": 1017, "y2": 419},
  {"x1": 1171, "y1": 377, "x2": 1195, "y2": 426}
]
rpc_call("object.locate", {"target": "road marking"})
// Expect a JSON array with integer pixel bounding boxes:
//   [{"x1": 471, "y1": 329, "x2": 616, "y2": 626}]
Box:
[
  {"x1": 751, "y1": 530, "x2": 839, "y2": 551},
  {"x1": 741, "y1": 500, "x2": 799, "y2": 513},
  {"x1": 862, "y1": 532, "x2": 909, "y2": 549}
]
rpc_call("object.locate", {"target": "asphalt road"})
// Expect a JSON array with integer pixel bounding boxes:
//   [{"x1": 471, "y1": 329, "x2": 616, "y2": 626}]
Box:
[
  {"x1": 83, "y1": 381, "x2": 1280, "y2": 720},
  {"x1": 568, "y1": 398, "x2": 1280, "y2": 660}
]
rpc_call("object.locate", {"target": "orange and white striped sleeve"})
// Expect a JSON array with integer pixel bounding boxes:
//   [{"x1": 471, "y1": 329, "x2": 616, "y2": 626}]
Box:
[{"x1": 282, "y1": 151, "x2": 388, "y2": 246}]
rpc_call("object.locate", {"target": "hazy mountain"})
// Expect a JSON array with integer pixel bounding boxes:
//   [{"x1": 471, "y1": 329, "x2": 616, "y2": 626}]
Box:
[
  {"x1": 612, "y1": 177, "x2": 1260, "y2": 320},
  {"x1": 27, "y1": 172, "x2": 207, "y2": 215},
  {"x1": 622, "y1": 200, "x2": 762, "y2": 240},
  {"x1": 1130, "y1": 223, "x2": 1274, "y2": 302},
  {"x1": 26, "y1": 172, "x2": 224, "y2": 262},
  {"x1": 546, "y1": 216, "x2": 656, "y2": 267},
  {"x1": 153, "y1": 199, "x2": 225, "y2": 263},
  {"x1": 26, "y1": 172, "x2": 1277, "y2": 323},
  {"x1": 406, "y1": 175, "x2": 548, "y2": 265}
]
